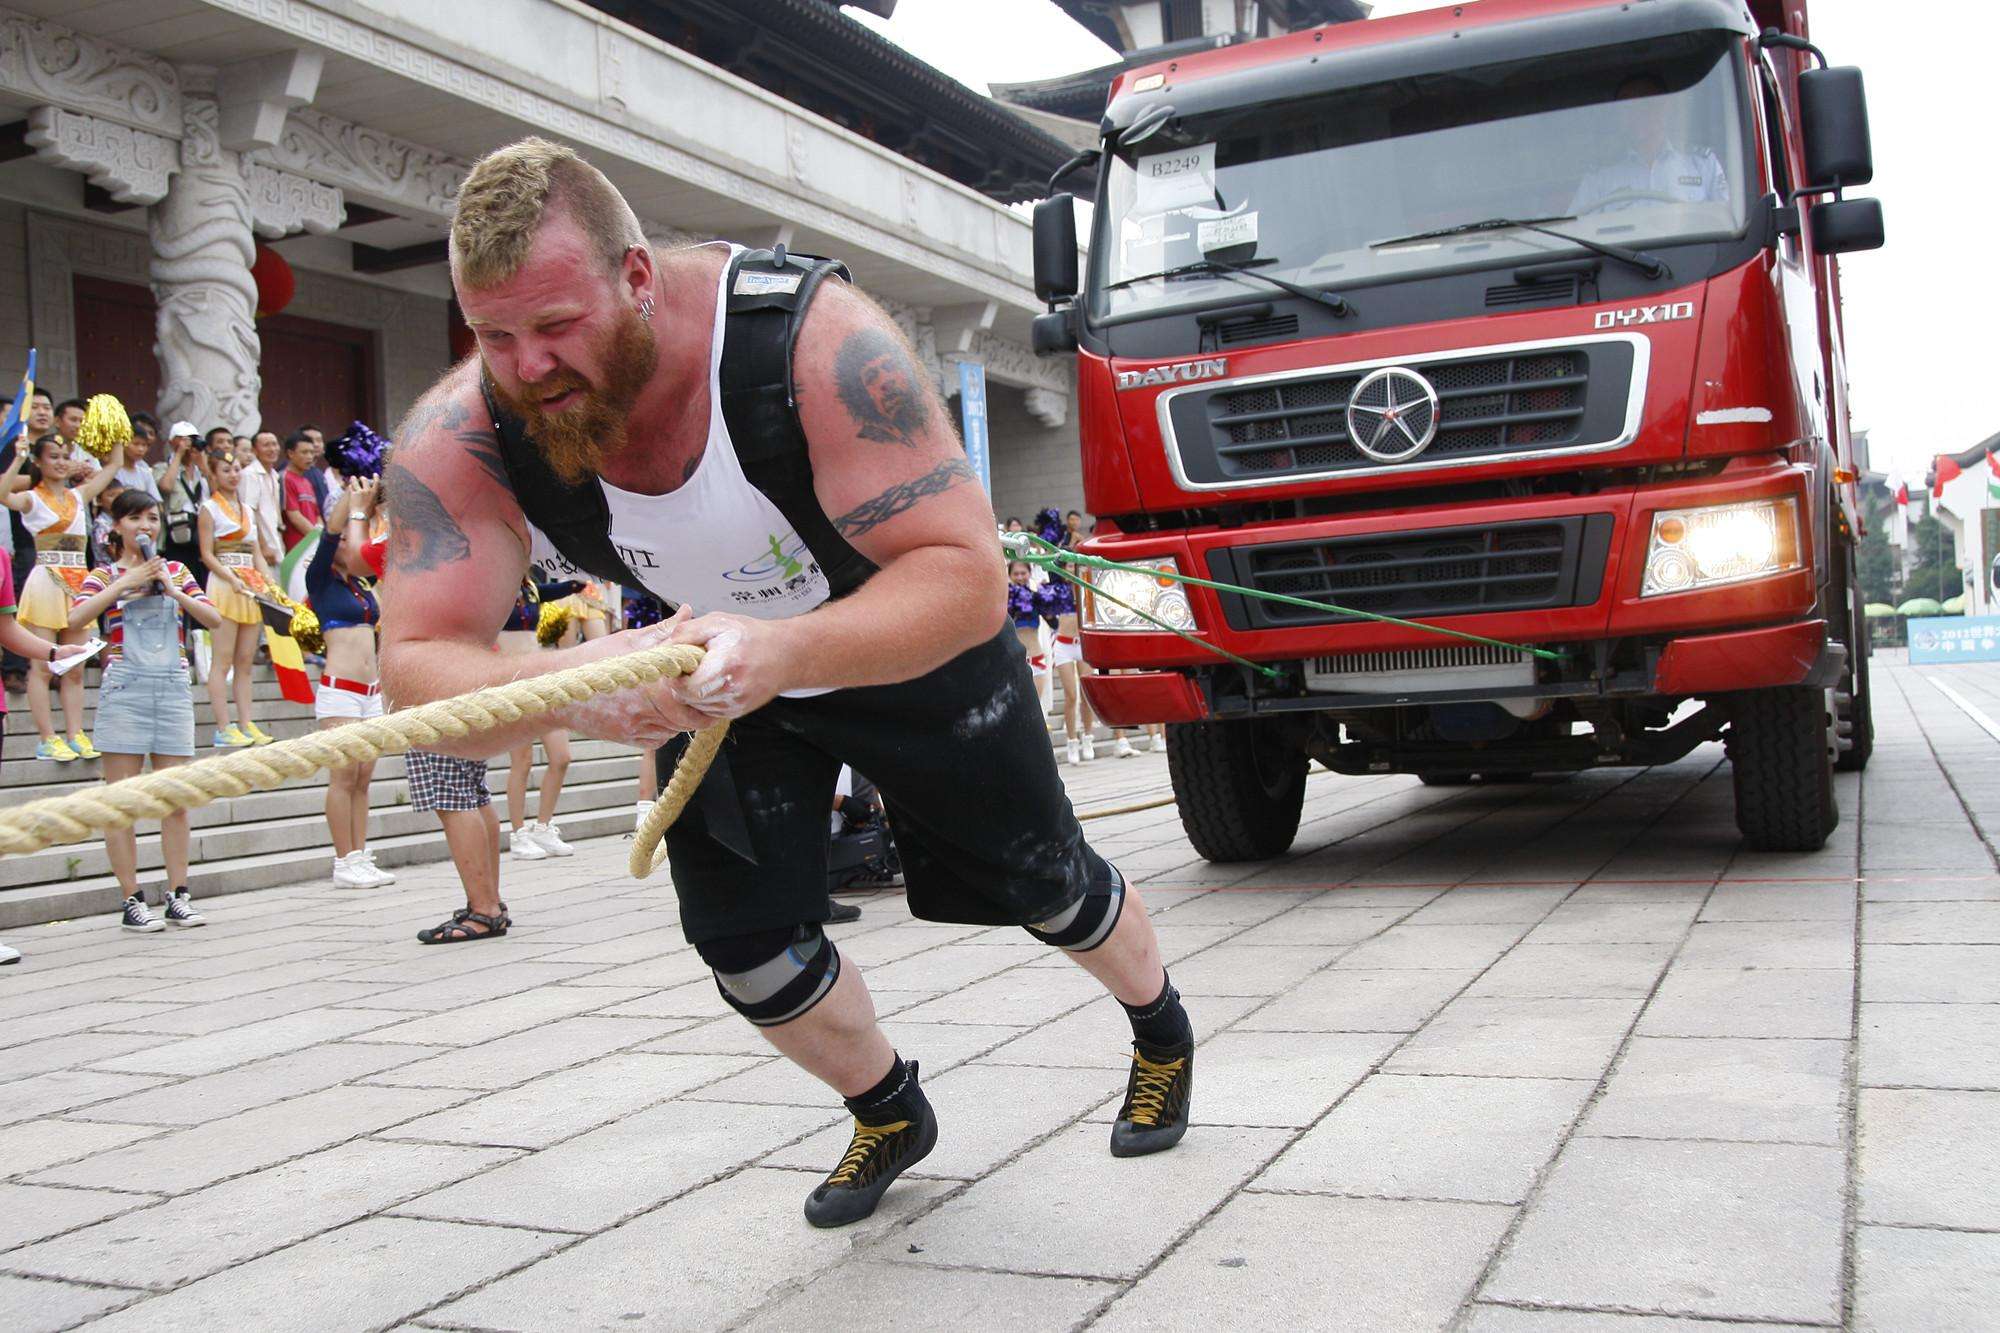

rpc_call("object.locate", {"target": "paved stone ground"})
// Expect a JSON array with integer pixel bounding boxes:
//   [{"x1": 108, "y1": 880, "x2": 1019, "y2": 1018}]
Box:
[{"x1": 3, "y1": 651, "x2": 1999, "y2": 1330}]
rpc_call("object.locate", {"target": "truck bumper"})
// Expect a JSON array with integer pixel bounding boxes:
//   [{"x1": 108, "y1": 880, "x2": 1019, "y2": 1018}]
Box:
[
  {"x1": 1652, "y1": 619, "x2": 1835, "y2": 695},
  {"x1": 1082, "y1": 671, "x2": 1211, "y2": 726}
]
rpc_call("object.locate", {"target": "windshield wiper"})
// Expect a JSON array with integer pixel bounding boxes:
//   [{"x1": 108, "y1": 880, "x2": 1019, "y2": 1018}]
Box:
[
  {"x1": 1371, "y1": 216, "x2": 1668, "y2": 280},
  {"x1": 1102, "y1": 257, "x2": 1351, "y2": 315}
]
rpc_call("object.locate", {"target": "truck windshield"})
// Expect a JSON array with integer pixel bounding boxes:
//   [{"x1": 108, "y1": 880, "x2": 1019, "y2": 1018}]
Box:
[{"x1": 1088, "y1": 32, "x2": 1748, "y2": 325}]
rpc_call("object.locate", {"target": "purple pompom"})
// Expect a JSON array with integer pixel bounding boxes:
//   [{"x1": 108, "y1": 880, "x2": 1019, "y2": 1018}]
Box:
[
  {"x1": 1006, "y1": 582, "x2": 1037, "y2": 622},
  {"x1": 327, "y1": 420, "x2": 390, "y2": 479}
]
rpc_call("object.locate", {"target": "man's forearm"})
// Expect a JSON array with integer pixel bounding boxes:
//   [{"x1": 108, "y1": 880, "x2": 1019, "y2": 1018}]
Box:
[{"x1": 778, "y1": 545, "x2": 1001, "y2": 691}]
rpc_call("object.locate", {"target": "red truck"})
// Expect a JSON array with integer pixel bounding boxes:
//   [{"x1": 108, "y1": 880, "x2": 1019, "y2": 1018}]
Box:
[{"x1": 1029, "y1": 0, "x2": 1883, "y2": 857}]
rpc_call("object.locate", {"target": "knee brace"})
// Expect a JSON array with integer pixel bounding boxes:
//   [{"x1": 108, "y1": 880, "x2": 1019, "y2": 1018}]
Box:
[
  {"x1": 1025, "y1": 856, "x2": 1126, "y2": 953},
  {"x1": 697, "y1": 924, "x2": 841, "y2": 1027}
]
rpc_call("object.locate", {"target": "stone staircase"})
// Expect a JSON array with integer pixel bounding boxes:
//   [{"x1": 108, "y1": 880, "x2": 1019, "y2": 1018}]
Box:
[{"x1": 0, "y1": 665, "x2": 644, "y2": 929}]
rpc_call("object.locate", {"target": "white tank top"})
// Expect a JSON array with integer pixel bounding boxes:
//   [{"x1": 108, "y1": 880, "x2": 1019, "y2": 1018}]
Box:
[
  {"x1": 525, "y1": 245, "x2": 835, "y2": 695},
  {"x1": 24, "y1": 486, "x2": 87, "y2": 538}
]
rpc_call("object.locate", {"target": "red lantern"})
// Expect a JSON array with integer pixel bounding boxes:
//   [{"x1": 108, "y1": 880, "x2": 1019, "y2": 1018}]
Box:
[{"x1": 251, "y1": 243, "x2": 295, "y2": 319}]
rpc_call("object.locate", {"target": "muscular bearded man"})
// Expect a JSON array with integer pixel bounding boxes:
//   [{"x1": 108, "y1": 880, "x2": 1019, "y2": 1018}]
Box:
[{"x1": 378, "y1": 139, "x2": 1194, "y2": 1227}]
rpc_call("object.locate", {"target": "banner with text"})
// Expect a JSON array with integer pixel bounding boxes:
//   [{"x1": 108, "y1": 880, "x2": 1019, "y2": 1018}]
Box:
[
  {"x1": 958, "y1": 359, "x2": 990, "y2": 493},
  {"x1": 1908, "y1": 614, "x2": 2000, "y2": 664}
]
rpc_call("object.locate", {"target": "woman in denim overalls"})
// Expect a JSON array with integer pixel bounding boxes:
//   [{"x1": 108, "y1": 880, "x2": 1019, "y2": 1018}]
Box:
[{"x1": 70, "y1": 491, "x2": 224, "y2": 932}]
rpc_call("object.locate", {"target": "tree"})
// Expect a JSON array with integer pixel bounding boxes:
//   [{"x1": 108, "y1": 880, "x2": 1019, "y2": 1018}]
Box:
[{"x1": 1903, "y1": 511, "x2": 1962, "y2": 602}]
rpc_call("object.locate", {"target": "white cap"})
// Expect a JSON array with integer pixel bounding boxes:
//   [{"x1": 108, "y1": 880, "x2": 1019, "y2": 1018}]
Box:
[{"x1": 168, "y1": 421, "x2": 198, "y2": 439}]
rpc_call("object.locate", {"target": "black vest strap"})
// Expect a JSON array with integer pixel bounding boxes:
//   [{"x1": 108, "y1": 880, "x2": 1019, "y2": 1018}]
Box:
[
  {"x1": 716, "y1": 246, "x2": 876, "y2": 599},
  {"x1": 483, "y1": 244, "x2": 876, "y2": 607}
]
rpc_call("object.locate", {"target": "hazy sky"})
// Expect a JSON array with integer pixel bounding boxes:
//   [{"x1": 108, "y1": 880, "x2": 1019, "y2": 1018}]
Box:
[{"x1": 852, "y1": 0, "x2": 1997, "y2": 479}]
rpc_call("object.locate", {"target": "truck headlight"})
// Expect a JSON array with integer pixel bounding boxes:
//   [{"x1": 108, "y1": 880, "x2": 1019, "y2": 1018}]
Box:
[
  {"x1": 1641, "y1": 497, "x2": 1802, "y2": 597},
  {"x1": 1084, "y1": 558, "x2": 1196, "y2": 632}
]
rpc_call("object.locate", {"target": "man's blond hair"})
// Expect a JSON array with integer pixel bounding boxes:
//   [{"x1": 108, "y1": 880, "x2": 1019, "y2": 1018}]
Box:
[{"x1": 449, "y1": 137, "x2": 645, "y2": 290}]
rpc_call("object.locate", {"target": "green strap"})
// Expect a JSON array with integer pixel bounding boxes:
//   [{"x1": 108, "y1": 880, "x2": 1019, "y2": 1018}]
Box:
[{"x1": 1012, "y1": 534, "x2": 1566, "y2": 666}]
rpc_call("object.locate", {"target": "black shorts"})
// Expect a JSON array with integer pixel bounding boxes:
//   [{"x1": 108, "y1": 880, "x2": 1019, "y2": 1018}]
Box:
[{"x1": 655, "y1": 626, "x2": 1096, "y2": 945}]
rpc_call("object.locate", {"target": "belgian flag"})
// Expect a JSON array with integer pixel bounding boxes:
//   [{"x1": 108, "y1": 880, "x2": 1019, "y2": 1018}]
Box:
[{"x1": 256, "y1": 600, "x2": 317, "y2": 706}]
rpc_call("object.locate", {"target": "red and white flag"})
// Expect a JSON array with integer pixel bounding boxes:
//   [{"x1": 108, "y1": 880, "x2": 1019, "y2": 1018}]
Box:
[{"x1": 1934, "y1": 454, "x2": 1963, "y2": 497}]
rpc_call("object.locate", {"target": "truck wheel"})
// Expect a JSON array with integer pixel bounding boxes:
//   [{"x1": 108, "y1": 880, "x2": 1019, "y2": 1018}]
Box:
[
  {"x1": 1420, "y1": 773, "x2": 1474, "y2": 786},
  {"x1": 1728, "y1": 685, "x2": 1839, "y2": 852},
  {"x1": 1166, "y1": 718, "x2": 1307, "y2": 861},
  {"x1": 1834, "y1": 583, "x2": 1874, "y2": 772}
]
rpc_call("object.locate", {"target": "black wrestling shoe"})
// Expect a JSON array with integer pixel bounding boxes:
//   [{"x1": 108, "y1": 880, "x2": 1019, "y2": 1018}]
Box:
[
  {"x1": 804, "y1": 1066, "x2": 937, "y2": 1229},
  {"x1": 1110, "y1": 1038, "x2": 1193, "y2": 1158}
]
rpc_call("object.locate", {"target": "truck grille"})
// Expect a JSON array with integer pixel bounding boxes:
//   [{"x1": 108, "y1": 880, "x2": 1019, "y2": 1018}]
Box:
[
  {"x1": 1162, "y1": 338, "x2": 1639, "y2": 488},
  {"x1": 1205, "y1": 514, "x2": 1614, "y2": 631}
]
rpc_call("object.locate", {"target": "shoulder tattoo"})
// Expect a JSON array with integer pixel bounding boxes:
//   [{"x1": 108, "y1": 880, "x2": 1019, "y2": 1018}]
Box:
[
  {"x1": 382, "y1": 462, "x2": 470, "y2": 574},
  {"x1": 832, "y1": 457, "x2": 974, "y2": 540},
  {"x1": 833, "y1": 327, "x2": 933, "y2": 448}
]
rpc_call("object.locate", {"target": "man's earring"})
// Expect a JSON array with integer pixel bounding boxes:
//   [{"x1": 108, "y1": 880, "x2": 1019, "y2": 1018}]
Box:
[{"x1": 638, "y1": 296, "x2": 655, "y2": 322}]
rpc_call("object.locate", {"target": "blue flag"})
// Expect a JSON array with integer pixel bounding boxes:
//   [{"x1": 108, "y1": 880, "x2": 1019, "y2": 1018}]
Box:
[{"x1": 0, "y1": 349, "x2": 36, "y2": 448}]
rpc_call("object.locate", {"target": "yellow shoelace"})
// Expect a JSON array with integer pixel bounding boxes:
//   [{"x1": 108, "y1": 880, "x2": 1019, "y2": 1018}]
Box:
[
  {"x1": 1124, "y1": 1051, "x2": 1185, "y2": 1127},
  {"x1": 828, "y1": 1117, "x2": 911, "y2": 1186}
]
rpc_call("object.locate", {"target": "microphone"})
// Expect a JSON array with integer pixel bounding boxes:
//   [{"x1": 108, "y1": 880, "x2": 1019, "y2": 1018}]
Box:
[{"x1": 135, "y1": 533, "x2": 166, "y2": 594}]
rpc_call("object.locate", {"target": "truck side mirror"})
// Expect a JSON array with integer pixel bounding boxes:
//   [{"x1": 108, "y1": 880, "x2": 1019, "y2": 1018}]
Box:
[
  {"x1": 1799, "y1": 66, "x2": 1873, "y2": 188},
  {"x1": 1033, "y1": 194, "x2": 1079, "y2": 304},
  {"x1": 1031, "y1": 309, "x2": 1078, "y2": 356},
  {"x1": 1810, "y1": 197, "x2": 1885, "y2": 255}
]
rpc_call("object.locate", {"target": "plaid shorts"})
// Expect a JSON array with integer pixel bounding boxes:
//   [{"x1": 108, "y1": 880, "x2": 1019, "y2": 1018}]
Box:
[{"x1": 405, "y1": 749, "x2": 491, "y2": 812}]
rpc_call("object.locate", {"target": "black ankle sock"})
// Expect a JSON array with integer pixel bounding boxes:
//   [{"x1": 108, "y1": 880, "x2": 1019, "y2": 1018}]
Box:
[
  {"x1": 843, "y1": 1054, "x2": 926, "y2": 1121},
  {"x1": 1123, "y1": 974, "x2": 1193, "y2": 1049}
]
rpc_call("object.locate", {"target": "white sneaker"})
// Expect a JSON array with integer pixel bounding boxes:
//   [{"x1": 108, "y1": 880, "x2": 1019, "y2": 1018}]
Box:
[
  {"x1": 119, "y1": 896, "x2": 163, "y2": 933},
  {"x1": 1150, "y1": 732, "x2": 1168, "y2": 753},
  {"x1": 528, "y1": 820, "x2": 574, "y2": 857},
  {"x1": 1080, "y1": 734, "x2": 1096, "y2": 762},
  {"x1": 634, "y1": 801, "x2": 652, "y2": 831},
  {"x1": 358, "y1": 850, "x2": 396, "y2": 885},
  {"x1": 509, "y1": 826, "x2": 549, "y2": 860},
  {"x1": 331, "y1": 852, "x2": 379, "y2": 889},
  {"x1": 0, "y1": 941, "x2": 19, "y2": 964},
  {"x1": 1065, "y1": 739, "x2": 1081, "y2": 765},
  {"x1": 1113, "y1": 736, "x2": 1137, "y2": 759}
]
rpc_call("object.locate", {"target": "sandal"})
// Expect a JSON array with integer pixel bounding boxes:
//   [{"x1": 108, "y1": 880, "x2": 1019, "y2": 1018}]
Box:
[{"x1": 416, "y1": 903, "x2": 510, "y2": 945}]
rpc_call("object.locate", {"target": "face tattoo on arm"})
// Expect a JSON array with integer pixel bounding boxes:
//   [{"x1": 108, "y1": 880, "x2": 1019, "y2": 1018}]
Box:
[{"x1": 833, "y1": 328, "x2": 933, "y2": 449}]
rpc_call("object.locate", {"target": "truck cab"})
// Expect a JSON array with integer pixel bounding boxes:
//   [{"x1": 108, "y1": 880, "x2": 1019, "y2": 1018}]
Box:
[{"x1": 1031, "y1": 0, "x2": 1884, "y2": 858}]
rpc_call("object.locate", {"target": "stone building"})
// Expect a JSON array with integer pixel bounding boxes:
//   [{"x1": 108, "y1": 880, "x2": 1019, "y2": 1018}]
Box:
[{"x1": 0, "y1": 0, "x2": 1086, "y2": 521}]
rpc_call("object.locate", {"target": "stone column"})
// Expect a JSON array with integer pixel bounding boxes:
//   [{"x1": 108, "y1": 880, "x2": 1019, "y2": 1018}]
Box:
[{"x1": 148, "y1": 74, "x2": 261, "y2": 434}]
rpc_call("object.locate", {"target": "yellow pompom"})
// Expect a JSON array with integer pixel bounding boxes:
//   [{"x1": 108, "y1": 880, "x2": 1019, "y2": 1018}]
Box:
[
  {"x1": 536, "y1": 599, "x2": 571, "y2": 648},
  {"x1": 288, "y1": 601, "x2": 324, "y2": 656},
  {"x1": 76, "y1": 394, "x2": 133, "y2": 460}
]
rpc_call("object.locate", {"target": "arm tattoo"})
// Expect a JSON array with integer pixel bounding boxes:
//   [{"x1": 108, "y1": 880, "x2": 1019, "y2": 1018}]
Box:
[
  {"x1": 832, "y1": 457, "x2": 974, "y2": 540},
  {"x1": 382, "y1": 462, "x2": 471, "y2": 573},
  {"x1": 833, "y1": 328, "x2": 933, "y2": 448},
  {"x1": 439, "y1": 402, "x2": 512, "y2": 491}
]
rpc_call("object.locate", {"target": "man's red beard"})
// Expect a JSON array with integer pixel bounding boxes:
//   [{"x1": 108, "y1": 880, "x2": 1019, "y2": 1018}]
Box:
[{"x1": 489, "y1": 308, "x2": 659, "y2": 485}]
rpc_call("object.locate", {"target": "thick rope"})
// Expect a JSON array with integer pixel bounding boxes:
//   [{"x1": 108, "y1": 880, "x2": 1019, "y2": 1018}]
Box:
[{"x1": 0, "y1": 643, "x2": 722, "y2": 880}]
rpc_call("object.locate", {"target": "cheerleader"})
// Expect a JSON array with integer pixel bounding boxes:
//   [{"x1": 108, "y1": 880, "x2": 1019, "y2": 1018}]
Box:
[
  {"x1": 1035, "y1": 509, "x2": 1098, "y2": 763},
  {"x1": 308, "y1": 475, "x2": 394, "y2": 889},
  {"x1": 499, "y1": 580, "x2": 574, "y2": 860},
  {"x1": 1007, "y1": 560, "x2": 1052, "y2": 714},
  {"x1": 197, "y1": 451, "x2": 277, "y2": 748},
  {"x1": 1, "y1": 433, "x2": 124, "y2": 762}
]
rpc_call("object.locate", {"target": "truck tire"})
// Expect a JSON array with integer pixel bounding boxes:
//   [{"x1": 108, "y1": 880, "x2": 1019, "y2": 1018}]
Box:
[
  {"x1": 1166, "y1": 718, "x2": 1307, "y2": 861},
  {"x1": 1728, "y1": 685, "x2": 1839, "y2": 852},
  {"x1": 1835, "y1": 583, "x2": 1874, "y2": 772}
]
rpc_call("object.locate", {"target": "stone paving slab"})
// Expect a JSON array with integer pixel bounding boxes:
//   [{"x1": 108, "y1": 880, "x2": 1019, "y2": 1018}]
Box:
[{"x1": 4, "y1": 658, "x2": 2000, "y2": 1328}]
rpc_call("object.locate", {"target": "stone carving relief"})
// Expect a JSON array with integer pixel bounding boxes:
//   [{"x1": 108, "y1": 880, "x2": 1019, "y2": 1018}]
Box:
[
  {"x1": 254, "y1": 107, "x2": 464, "y2": 221},
  {"x1": 970, "y1": 331, "x2": 1068, "y2": 395},
  {"x1": 242, "y1": 160, "x2": 344, "y2": 238},
  {"x1": 150, "y1": 96, "x2": 262, "y2": 434},
  {"x1": 1024, "y1": 386, "x2": 1070, "y2": 430},
  {"x1": 24, "y1": 105, "x2": 177, "y2": 204},
  {"x1": 0, "y1": 9, "x2": 180, "y2": 138}
]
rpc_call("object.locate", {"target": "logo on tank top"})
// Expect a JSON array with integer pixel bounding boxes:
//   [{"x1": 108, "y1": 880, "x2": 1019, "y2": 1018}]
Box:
[{"x1": 721, "y1": 529, "x2": 823, "y2": 607}]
